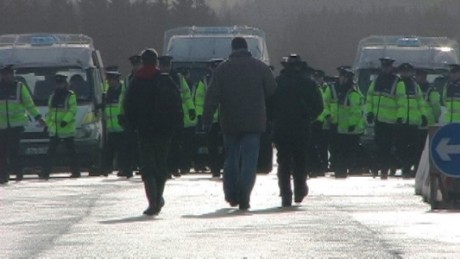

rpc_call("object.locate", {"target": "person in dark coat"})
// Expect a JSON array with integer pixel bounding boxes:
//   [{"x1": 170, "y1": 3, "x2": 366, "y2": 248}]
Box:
[{"x1": 269, "y1": 54, "x2": 323, "y2": 207}]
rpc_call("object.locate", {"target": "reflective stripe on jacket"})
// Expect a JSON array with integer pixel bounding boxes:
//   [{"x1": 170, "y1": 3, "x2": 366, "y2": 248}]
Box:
[
  {"x1": 0, "y1": 81, "x2": 40, "y2": 129},
  {"x1": 46, "y1": 90, "x2": 77, "y2": 138}
]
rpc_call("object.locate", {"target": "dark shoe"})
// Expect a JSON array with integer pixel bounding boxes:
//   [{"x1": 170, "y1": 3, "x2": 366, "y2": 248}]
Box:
[
  {"x1": 15, "y1": 172, "x2": 23, "y2": 182},
  {"x1": 0, "y1": 178, "x2": 8, "y2": 184},
  {"x1": 39, "y1": 172, "x2": 50, "y2": 180},
  {"x1": 172, "y1": 171, "x2": 181, "y2": 178},
  {"x1": 153, "y1": 197, "x2": 165, "y2": 215},
  {"x1": 226, "y1": 197, "x2": 239, "y2": 207},
  {"x1": 380, "y1": 170, "x2": 388, "y2": 180},
  {"x1": 239, "y1": 203, "x2": 250, "y2": 211},
  {"x1": 143, "y1": 198, "x2": 165, "y2": 216},
  {"x1": 294, "y1": 183, "x2": 309, "y2": 203},
  {"x1": 281, "y1": 195, "x2": 292, "y2": 207},
  {"x1": 143, "y1": 206, "x2": 156, "y2": 216},
  {"x1": 70, "y1": 172, "x2": 81, "y2": 178}
]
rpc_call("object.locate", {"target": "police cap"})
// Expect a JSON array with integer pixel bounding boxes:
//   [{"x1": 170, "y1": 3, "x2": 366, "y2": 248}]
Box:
[
  {"x1": 449, "y1": 64, "x2": 460, "y2": 73},
  {"x1": 0, "y1": 64, "x2": 14, "y2": 73},
  {"x1": 105, "y1": 66, "x2": 122, "y2": 77},
  {"x1": 55, "y1": 74, "x2": 68, "y2": 83},
  {"x1": 379, "y1": 57, "x2": 395, "y2": 67},
  {"x1": 337, "y1": 66, "x2": 354, "y2": 78},
  {"x1": 287, "y1": 54, "x2": 302, "y2": 64},
  {"x1": 128, "y1": 55, "x2": 141, "y2": 66},
  {"x1": 398, "y1": 63, "x2": 414, "y2": 71}
]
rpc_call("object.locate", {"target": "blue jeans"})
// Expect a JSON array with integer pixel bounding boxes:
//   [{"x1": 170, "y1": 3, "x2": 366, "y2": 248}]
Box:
[{"x1": 223, "y1": 133, "x2": 261, "y2": 205}]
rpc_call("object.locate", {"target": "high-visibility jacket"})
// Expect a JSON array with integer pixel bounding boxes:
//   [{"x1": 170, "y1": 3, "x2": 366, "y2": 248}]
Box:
[
  {"x1": 419, "y1": 82, "x2": 441, "y2": 128},
  {"x1": 366, "y1": 74, "x2": 407, "y2": 124},
  {"x1": 0, "y1": 81, "x2": 41, "y2": 129},
  {"x1": 321, "y1": 83, "x2": 338, "y2": 129},
  {"x1": 316, "y1": 83, "x2": 330, "y2": 122},
  {"x1": 337, "y1": 86, "x2": 365, "y2": 135},
  {"x1": 401, "y1": 77, "x2": 426, "y2": 126},
  {"x1": 194, "y1": 78, "x2": 218, "y2": 123},
  {"x1": 46, "y1": 90, "x2": 77, "y2": 138},
  {"x1": 104, "y1": 84, "x2": 125, "y2": 133},
  {"x1": 179, "y1": 75, "x2": 196, "y2": 128},
  {"x1": 443, "y1": 79, "x2": 460, "y2": 123}
]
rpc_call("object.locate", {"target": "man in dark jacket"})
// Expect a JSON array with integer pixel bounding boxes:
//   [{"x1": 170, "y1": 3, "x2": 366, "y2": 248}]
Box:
[
  {"x1": 269, "y1": 54, "x2": 323, "y2": 207},
  {"x1": 202, "y1": 37, "x2": 277, "y2": 210},
  {"x1": 124, "y1": 48, "x2": 181, "y2": 216}
]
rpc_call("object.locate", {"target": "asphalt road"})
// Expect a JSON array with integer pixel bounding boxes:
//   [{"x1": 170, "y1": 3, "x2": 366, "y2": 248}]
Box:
[{"x1": 1, "y1": 172, "x2": 459, "y2": 258}]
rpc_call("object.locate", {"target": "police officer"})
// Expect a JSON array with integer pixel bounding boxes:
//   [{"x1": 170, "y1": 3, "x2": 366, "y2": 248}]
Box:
[
  {"x1": 158, "y1": 56, "x2": 196, "y2": 178},
  {"x1": 395, "y1": 63, "x2": 427, "y2": 178},
  {"x1": 0, "y1": 65, "x2": 45, "y2": 183},
  {"x1": 310, "y1": 69, "x2": 330, "y2": 177},
  {"x1": 40, "y1": 74, "x2": 79, "y2": 179},
  {"x1": 335, "y1": 67, "x2": 365, "y2": 178},
  {"x1": 269, "y1": 54, "x2": 323, "y2": 206},
  {"x1": 366, "y1": 58, "x2": 408, "y2": 179},
  {"x1": 194, "y1": 58, "x2": 224, "y2": 178},
  {"x1": 443, "y1": 64, "x2": 460, "y2": 123},
  {"x1": 101, "y1": 66, "x2": 131, "y2": 178}
]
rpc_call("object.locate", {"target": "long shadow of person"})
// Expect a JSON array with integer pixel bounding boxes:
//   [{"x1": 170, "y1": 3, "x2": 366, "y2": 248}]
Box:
[
  {"x1": 99, "y1": 215, "x2": 161, "y2": 224},
  {"x1": 182, "y1": 206, "x2": 303, "y2": 219}
]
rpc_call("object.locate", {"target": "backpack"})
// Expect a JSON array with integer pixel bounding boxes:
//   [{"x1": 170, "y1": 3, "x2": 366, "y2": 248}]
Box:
[{"x1": 152, "y1": 74, "x2": 184, "y2": 132}]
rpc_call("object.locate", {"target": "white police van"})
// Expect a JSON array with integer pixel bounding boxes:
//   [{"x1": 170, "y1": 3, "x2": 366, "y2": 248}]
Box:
[{"x1": 0, "y1": 33, "x2": 106, "y2": 171}]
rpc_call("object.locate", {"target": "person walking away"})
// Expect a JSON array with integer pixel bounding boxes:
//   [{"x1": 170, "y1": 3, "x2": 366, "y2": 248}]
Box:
[
  {"x1": 0, "y1": 65, "x2": 45, "y2": 183},
  {"x1": 101, "y1": 67, "x2": 132, "y2": 178},
  {"x1": 366, "y1": 58, "x2": 408, "y2": 179},
  {"x1": 40, "y1": 74, "x2": 79, "y2": 179},
  {"x1": 195, "y1": 59, "x2": 225, "y2": 178},
  {"x1": 269, "y1": 55, "x2": 323, "y2": 207},
  {"x1": 202, "y1": 37, "x2": 277, "y2": 210},
  {"x1": 124, "y1": 49, "x2": 183, "y2": 216},
  {"x1": 334, "y1": 67, "x2": 365, "y2": 178}
]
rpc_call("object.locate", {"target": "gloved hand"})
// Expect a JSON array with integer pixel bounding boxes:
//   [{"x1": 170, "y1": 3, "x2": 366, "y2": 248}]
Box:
[
  {"x1": 118, "y1": 115, "x2": 125, "y2": 128},
  {"x1": 366, "y1": 113, "x2": 374, "y2": 124},
  {"x1": 60, "y1": 121, "x2": 68, "y2": 128},
  {"x1": 421, "y1": 115, "x2": 428, "y2": 127},
  {"x1": 189, "y1": 109, "x2": 196, "y2": 121},
  {"x1": 348, "y1": 125, "x2": 355, "y2": 133},
  {"x1": 396, "y1": 118, "x2": 403, "y2": 124}
]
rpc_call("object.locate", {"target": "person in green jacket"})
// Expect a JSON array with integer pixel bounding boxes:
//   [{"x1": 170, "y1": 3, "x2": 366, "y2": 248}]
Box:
[
  {"x1": 0, "y1": 65, "x2": 45, "y2": 183},
  {"x1": 395, "y1": 63, "x2": 427, "y2": 178},
  {"x1": 101, "y1": 67, "x2": 132, "y2": 178},
  {"x1": 41, "y1": 74, "x2": 79, "y2": 179},
  {"x1": 366, "y1": 58, "x2": 408, "y2": 179},
  {"x1": 335, "y1": 67, "x2": 365, "y2": 178}
]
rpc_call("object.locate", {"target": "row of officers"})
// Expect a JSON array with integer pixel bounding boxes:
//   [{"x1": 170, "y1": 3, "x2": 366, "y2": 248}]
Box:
[{"x1": 2, "y1": 54, "x2": 460, "y2": 184}]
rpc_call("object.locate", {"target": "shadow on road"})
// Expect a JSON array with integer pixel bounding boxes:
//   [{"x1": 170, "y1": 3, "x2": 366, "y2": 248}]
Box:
[
  {"x1": 182, "y1": 206, "x2": 303, "y2": 219},
  {"x1": 99, "y1": 215, "x2": 160, "y2": 224}
]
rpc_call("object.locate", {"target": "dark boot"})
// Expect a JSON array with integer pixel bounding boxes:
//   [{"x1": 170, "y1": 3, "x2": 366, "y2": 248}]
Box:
[
  {"x1": 294, "y1": 175, "x2": 308, "y2": 204},
  {"x1": 142, "y1": 176, "x2": 158, "y2": 216}
]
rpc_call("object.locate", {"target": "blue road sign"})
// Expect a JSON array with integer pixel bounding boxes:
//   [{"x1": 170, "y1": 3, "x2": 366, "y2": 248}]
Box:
[{"x1": 431, "y1": 123, "x2": 460, "y2": 178}]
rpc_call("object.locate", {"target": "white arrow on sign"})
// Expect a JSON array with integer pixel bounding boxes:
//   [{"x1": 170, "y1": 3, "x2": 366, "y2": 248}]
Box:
[{"x1": 435, "y1": 138, "x2": 460, "y2": 161}]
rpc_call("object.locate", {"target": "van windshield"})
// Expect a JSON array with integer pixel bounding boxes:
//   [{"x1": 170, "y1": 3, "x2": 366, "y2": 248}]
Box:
[
  {"x1": 168, "y1": 37, "x2": 263, "y2": 61},
  {"x1": 15, "y1": 67, "x2": 93, "y2": 105}
]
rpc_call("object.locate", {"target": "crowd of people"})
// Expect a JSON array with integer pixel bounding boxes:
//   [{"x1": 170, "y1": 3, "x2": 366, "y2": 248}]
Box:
[{"x1": 2, "y1": 36, "x2": 460, "y2": 215}]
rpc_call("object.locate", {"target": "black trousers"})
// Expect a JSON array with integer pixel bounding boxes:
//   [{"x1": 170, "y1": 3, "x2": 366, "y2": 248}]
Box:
[
  {"x1": 0, "y1": 127, "x2": 23, "y2": 182},
  {"x1": 308, "y1": 121, "x2": 329, "y2": 175},
  {"x1": 374, "y1": 122, "x2": 397, "y2": 172},
  {"x1": 395, "y1": 125, "x2": 420, "y2": 175},
  {"x1": 208, "y1": 123, "x2": 224, "y2": 176},
  {"x1": 43, "y1": 136, "x2": 79, "y2": 175},
  {"x1": 328, "y1": 124, "x2": 338, "y2": 171},
  {"x1": 102, "y1": 132, "x2": 128, "y2": 173},
  {"x1": 275, "y1": 137, "x2": 308, "y2": 197},
  {"x1": 167, "y1": 129, "x2": 182, "y2": 174},
  {"x1": 138, "y1": 133, "x2": 172, "y2": 208},
  {"x1": 179, "y1": 127, "x2": 195, "y2": 172},
  {"x1": 124, "y1": 128, "x2": 140, "y2": 172},
  {"x1": 335, "y1": 134, "x2": 361, "y2": 176}
]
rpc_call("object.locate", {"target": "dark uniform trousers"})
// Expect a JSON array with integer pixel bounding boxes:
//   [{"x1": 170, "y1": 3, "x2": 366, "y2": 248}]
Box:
[
  {"x1": 124, "y1": 127, "x2": 140, "y2": 173},
  {"x1": 335, "y1": 134, "x2": 361, "y2": 177},
  {"x1": 102, "y1": 132, "x2": 129, "y2": 173},
  {"x1": 276, "y1": 138, "x2": 308, "y2": 198},
  {"x1": 374, "y1": 121, "x2": 397, "y2": 173},
  {"x1": 328, "y1": 124, "x2": 339, "y2": 171},
  {"x1": 0, "y1": 127, "x2": 23, "y2": 182},
  {"x1": 139, "y1": 133, "x2": 172, "y2": 210},
  {"x1": 308, "y1": 121, "x2": 329, "y2": 176},
  {"x1": 208, "y1": 123, "x2": 224, "y2": 176},
  {"x1": 179, "y1": 126, "x2": 195, "y2": 173},
  {"x1": 395, "y1": 124, "x2": 420, "y2": 176},
  {"x1": 42, "y1": 136, "x2": 79, "y2": 176}
]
